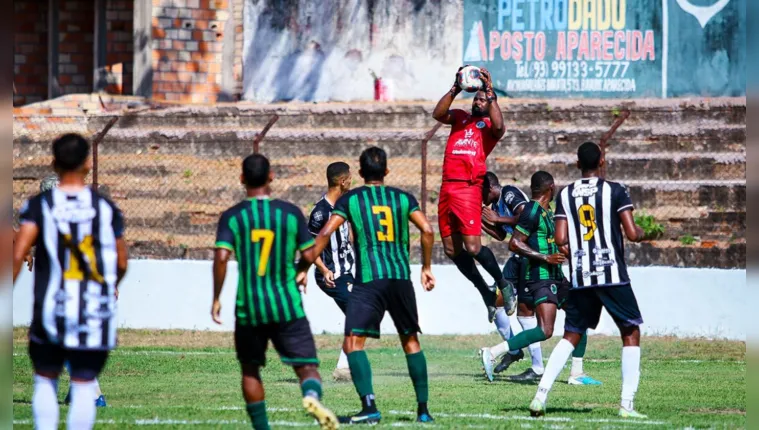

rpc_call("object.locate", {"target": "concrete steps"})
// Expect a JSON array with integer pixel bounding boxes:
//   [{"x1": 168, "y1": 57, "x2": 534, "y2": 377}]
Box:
[{"x1": 12, "y1": 98, "x2": 746, "y2": 268}]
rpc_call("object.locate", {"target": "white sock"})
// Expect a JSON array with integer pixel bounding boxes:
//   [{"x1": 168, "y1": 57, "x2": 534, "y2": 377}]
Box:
[
  {"x1": 32, "y1": 375, "x2": 59, "y2": 430},
  {"x1": 535, "y1": 339, "x2": 574, "y2": 403},
  {"x1": 68, "y1": 381, "x2": 97, "y2": 430},
  {"x1": 494, "y1": 308, "x2": 511, "y2": 340},
  {"x1": 621, "y1": 346, "x2": 641, "y2": 411},
  {"x1": 337, "y1": 349, "x2": 349, "y2": 370},
  {"x1": 570, "y1": 357, "x2": 584, "y2": 376},
  {"x1": 490, "y1": 341, "x2": 509, "y2": 358},
  {"x1": 93, "y1": 378, "x2": 102, "y2": 398},
  {"x1": 518, "y1": 316, "x2": 544, "y2": 373},
  {"x1": 493, "y1": 308, "x2": 520, "y2": 355}
]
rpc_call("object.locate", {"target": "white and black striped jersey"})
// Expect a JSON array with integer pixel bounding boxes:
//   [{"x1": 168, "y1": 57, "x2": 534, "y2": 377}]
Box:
[
  {"x1": 491, "y1": 185, "x2": 529, "y2": 235},
  {"x1": 19, "y1": 187, "x2": 124, "y2": 350},
  {"x1": 308, "y1": 196, "x2": 355, "y2": 284},
  {"x1": 555, "y1": 178, "x2": 633, "y2": 289}
]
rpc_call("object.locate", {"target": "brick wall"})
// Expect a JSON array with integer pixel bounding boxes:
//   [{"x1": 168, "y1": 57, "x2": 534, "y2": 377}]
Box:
[
  {"x1": 58, "y1": 0, "x2": 95, "y2": 95},
  {"x1": 14, "y1": 1, "x2": 49, "y2": 106},
  {"x1": 104, "y1": 0, "x2": 134, "y2": 95},
  {"x1": 151, "y1": 0, "x2": 231, "y2": 103}
]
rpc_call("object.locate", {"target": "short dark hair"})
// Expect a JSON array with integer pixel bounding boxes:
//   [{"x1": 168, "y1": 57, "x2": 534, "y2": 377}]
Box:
[
  {"x1": 483, "y1": 171, "x2": 500, "y2": 199},
  {"x1": 242, "y1": 153, "x2": 270, "y2": 187},
  {"x1": 530, "y1": 171, "x2": 554, "y2": 194},
  {"x1": 578, "y1": 141, "x2": 602, "y2": 171},
  {"x1": 359, "y1": 147, "x2": 387, "y2": 182},
  {"x1": 326, "y1": 162, "x2": 350, "y2": 187},
  {"x1": 52, "y1": 133, "x2": 90, "y2": 172}
]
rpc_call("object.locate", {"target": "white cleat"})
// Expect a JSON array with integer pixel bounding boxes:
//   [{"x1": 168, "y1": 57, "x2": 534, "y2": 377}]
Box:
[{"x1": 480, "y1": 347, "x2": 495, "y2": 382}]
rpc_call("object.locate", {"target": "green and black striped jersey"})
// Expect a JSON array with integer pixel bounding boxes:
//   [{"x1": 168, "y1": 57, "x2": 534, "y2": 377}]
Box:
[
  {"x1": 215, "y1": 197, "x2": 314, "y2": 327},
  {"x1": 333, "y1": 185, "x2": 420, "y2": 284},
  {"x1": 516, "y1": 201, "x2": 563, "y2": 282}
]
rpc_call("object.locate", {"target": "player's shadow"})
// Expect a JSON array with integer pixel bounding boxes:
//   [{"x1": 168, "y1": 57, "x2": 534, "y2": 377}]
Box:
[{"x1": 501, "y1": 406, "x2": 593, "y2": 414}]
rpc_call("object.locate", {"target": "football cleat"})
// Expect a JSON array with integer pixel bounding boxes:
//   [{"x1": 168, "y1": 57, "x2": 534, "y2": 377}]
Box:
[
  {"x1": 619, "y1": 408, "x2": 648, "y2": 419},
  {"x1": 416, "y1": 412, "x2": 434, "y2": 423},
  {"x1": 497, "y1": 280, "x2": 518, "y2": 316},
  {"x1": 568, "y1": 374, "x2": 602, "y2": 386},
  {"x1": 507, "y1": 367, "x2": 542, "y2": 383},
  {"x1": 95, "y1": 395, "x2": 107, "y2": 407},
  {"x1": 338, "y1": 410, "x2": 381, "y2": 425},
  {"x1": 494, "y1": 349, "x2": 524, "y2": 374},
  {"x1": 303, "y1": 396, "x2": 340, "y2": 430},
  {"x1": 480, "y1": 347, "x2": 496, "y2": 382},
  {"x1": 487, "y1": 305, "x2": 497, "y2": 323},
  {"x1": 529, "y1": 397, "x2": 546, "y2": 417}
]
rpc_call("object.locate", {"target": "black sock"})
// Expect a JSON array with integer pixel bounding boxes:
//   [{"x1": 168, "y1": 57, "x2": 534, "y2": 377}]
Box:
[
  {"x1": 474, "y1": 246, "x2": 505, "y2": 286},
  {"x1": 417, "y1": 402, "x2": 429, "y2": 416},
  {"x1": 452, "y1": 253, "x2": 495, "y2": 306},
  {"x1": 360, "y1": 394, "x2": 378, "y2": 414}
]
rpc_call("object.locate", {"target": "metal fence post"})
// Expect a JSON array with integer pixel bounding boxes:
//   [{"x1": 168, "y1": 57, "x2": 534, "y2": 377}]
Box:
[
  {"x1": 253, "y1": 114, "x2": 280, "y2": 154},
  {"x1": 90, "y1": 116, "x2": 120, "y2": 190},
  {"x1": 599, "y1": 109, "x2": 630, "y2": 179},
  {"x1": 420, "y1": 123, "x2": 442, "y2": 215}
]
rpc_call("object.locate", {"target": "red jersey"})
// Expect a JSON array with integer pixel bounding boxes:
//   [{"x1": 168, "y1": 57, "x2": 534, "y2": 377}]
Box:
[{"x1": 441, "y1": 109, "x2": 500, "y2": 182}]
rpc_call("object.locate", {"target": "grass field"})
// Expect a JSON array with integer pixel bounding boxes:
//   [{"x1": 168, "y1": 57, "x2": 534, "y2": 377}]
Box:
[{"x1": 13, "y1": 328, "x2": 745, "y2": 429}]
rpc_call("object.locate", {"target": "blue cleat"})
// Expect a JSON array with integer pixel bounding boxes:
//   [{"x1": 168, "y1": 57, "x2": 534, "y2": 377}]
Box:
[
  {"x1": 568, "y1": 374, "x2": 602, "y2": 385},
  {"x1": 416, "y1": 412, "x2": 434, "y2": 423},
  {"x1": 95, "y1": 395, "x2": 107, "y2": 407}
]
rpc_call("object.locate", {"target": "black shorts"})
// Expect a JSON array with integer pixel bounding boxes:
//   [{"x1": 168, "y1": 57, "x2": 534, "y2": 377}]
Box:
[
  {"x1": 525, "y1": 279, "x2": 569, "y2": 308},
  {"x1": 316, "y1": 274, "x2": 353, "y2": 314},
  {"x1": 29, "y1": 341, "x2": 109, "y2": 380},
  {"x1": 345, "y1": 279, "x2": 420, "y2": 338},
  {"x1": 502, "y1": 254, "x2": 531, "y2": 304},
  {"x1": 564, "y1": 285, "x2": 644, "y2": 333},
  {"x1": 235, "y1": 318, "x2": 319, "y2": 367}
]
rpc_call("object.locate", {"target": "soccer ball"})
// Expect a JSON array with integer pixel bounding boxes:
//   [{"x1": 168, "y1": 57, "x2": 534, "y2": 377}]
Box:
[{"x1": 457, "y1": 66, "x2": 483, "y2": 93}]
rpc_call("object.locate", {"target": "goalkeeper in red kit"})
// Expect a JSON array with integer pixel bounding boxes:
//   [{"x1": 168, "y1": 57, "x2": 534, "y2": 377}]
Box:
[{"x1": 432, "y1": 67, "x2": 515, "y2": 322}]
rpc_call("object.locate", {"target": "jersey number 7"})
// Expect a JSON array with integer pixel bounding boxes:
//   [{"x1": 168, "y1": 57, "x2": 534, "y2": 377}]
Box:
[
  {"x1": 578, "y1": 204, "x2": 597, "y2": 241},
  {"x1": 251, "y1": 230, "x2": 274, "y2": 276},
  {"x1": 372, "y1": 206, "x2": 395, "y2": 242}
]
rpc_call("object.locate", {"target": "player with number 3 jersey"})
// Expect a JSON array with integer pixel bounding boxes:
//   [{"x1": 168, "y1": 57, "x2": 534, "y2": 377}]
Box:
[{"x1": 308, "y1": 147, "x2": 436, "y2": 425}]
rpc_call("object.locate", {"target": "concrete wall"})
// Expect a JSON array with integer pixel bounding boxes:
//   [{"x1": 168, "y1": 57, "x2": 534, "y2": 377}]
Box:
[
  {"x1": 242, "y1": 0, "x2": 463, "y2": 102},
  {"x1": 13, "y1": 261, "x2": 746, "y2": 340}
]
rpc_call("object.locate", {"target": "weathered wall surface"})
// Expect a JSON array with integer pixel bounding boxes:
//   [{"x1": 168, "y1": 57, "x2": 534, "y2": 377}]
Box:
[{"x1": 242, "y1": 0, "x2": 464, "y2": 102}]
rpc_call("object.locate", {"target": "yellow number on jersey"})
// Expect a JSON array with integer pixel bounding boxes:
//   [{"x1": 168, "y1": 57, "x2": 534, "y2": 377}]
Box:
[
  {"x1": 251, "y1": 230, "x2": 275, "y2": 276},
  {"x1": 578, "y1": 204, "x2": 597, "y2": 241},
  {"x1": 63, "y1": 235, "x2": 104, "y2": 283},
  {"x1": 372, "y1": 206, "x2": 395, "y2": 242}
]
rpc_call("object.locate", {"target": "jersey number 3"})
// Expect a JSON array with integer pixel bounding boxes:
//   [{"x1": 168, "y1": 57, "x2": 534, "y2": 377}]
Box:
[
  {"x1": 372, "y1": 206, "x2": 395, "y2": 242},
  {"x1": 251, "y1": 230, "x2": 274, "y2": 276},
  {"x1": 578, "y1": 204, "x2": 597, "y2": 241}
]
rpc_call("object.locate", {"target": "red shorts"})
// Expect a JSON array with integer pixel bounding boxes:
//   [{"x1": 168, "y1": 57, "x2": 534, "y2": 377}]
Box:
[{"x1": 438, "y1": 181, "x2": 483, "y2": 238}]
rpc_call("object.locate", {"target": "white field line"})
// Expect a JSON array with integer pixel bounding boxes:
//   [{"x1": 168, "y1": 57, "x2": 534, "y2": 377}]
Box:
[
  {"x1": 14, "y1": 404, "x2": 671, "y2": 426},
  {"x1": 10, "y1": 350, "x2": 747, "y2": 365}
]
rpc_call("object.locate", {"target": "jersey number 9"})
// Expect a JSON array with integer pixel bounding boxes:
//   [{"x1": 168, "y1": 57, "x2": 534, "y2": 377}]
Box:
[
  {"x1": 251, "y1": 230, "x2": 274, "y2": 276},
  {"x1": 578, "y1": 204, "x2": 597, "y2": 241},
  {"x1": 372, "y1": 206, "x2": 395, "y2": 242}
]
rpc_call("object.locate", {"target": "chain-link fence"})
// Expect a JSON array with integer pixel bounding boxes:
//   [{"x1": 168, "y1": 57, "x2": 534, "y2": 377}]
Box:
[{"x1": 13, "y1": 102, "x2": 746, "y2": 268}]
